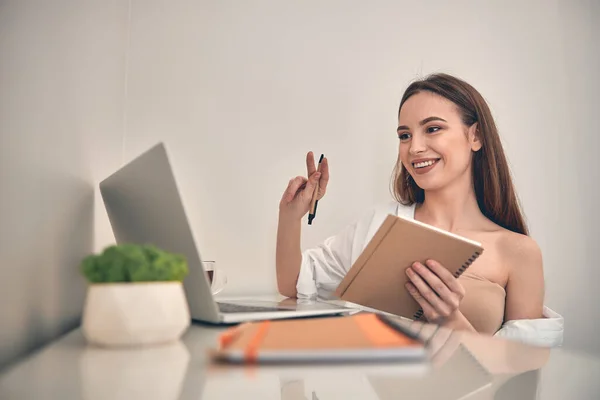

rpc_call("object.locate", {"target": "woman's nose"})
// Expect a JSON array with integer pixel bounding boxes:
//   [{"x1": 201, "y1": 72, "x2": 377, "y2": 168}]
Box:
[{"x1": 409, "y1": 134, "x2": 427, "y2": 155}]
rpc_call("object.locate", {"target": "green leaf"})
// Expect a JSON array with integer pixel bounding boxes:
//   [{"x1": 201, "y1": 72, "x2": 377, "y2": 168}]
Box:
[{"x1": 80, "y1": 243, "x2": 189, "y2": 283}]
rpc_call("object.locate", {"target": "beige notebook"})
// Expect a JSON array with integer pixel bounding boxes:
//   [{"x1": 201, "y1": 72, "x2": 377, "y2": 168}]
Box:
[
  {"x1": 212, "y1": 313, "x2": 426, "y2": 363},
  {"x1": 334, "y1": 214, "x2": 484, "y2": 320}
]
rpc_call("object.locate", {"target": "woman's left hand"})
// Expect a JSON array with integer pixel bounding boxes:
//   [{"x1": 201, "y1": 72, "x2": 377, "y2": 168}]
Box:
[{"x1": 405, "y1": 259, "x2": 466, "y2": 324}]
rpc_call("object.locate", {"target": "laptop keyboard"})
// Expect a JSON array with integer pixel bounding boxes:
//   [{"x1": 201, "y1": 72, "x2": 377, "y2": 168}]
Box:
[{"x1": 216, "y1": 302, "x2": 294, "y2": 314}]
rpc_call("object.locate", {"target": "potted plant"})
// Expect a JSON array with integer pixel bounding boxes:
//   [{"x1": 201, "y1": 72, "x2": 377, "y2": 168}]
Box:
[{"x1": 80, "y1": 243, "x2": 191, "y2": 347}]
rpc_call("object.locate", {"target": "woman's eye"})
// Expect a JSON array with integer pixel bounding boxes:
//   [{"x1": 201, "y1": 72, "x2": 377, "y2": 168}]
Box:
[
  {"x1": 426, "y1": 126, "x2": 441, "y2": 134},
  {"x1": 398, "y1": 132, "x2": 411, "y2": 141}
]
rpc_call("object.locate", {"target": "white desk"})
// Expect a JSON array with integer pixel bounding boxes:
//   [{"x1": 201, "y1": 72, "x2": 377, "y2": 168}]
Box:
[{"x1": 0, "y1": 311, "x2": 598, "y2": 399}]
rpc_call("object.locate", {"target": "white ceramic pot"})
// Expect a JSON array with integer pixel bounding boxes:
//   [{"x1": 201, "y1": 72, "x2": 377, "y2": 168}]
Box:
[{"x1": 82, "y1": 282, "x2": 190, "y2": 347}]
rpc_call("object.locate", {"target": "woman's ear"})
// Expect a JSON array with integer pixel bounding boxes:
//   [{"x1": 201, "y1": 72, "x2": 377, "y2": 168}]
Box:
[{"x1": 469, "y1": 123, "x2": 482, "y2": 152}]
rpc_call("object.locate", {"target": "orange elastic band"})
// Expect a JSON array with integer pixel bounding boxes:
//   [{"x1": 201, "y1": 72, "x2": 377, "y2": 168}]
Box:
[
  {"x1": 219, "y1": 325, "x2": 244, "y2": 348},
  {"x1": 244, "y1": 320, "x2": 271, "y2": 363}
]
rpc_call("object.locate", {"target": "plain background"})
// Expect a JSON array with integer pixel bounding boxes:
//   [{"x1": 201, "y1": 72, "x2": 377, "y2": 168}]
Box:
[{"x1": 0, "y1": 0, "x2": 598, "y2": 373}]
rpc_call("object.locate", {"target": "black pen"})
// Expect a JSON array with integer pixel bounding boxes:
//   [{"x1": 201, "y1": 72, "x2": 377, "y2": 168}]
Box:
[{"x1": 308, "y1": 153, "x2": 324, "y2": 225}]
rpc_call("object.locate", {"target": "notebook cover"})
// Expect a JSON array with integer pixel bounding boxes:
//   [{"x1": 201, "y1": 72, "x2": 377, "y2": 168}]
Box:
[
  {"x1": 214, "y1": 313, "x2": 426, "y2": 363},
  {"x1": 334, "y1": 214, "x2": 484, "y2": 320}
]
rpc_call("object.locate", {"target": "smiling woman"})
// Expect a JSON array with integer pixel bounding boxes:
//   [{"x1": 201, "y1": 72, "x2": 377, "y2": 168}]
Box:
[
  {"x1": 393, "y1": 75, "x2": 526, "y2": 236},
  {"x1": 275, "y1": 73, "x2": 564, "y2": 347}
]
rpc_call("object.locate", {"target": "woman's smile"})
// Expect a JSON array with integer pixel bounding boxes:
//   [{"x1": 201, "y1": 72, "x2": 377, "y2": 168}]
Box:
[{"x1": 411, "y1": 157, "x2": 441, "y2": 174}]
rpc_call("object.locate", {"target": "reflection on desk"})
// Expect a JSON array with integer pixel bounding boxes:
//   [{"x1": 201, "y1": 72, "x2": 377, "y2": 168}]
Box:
[
  {"x1": 0, "y1": 311, "x2": 599, "y2": 399},
  {"x1": 199, "y1": 319, "x2": 517, "y2": 400},
  {"x1": 80, "y1": 341, "x2": 189, "y2": 400}
]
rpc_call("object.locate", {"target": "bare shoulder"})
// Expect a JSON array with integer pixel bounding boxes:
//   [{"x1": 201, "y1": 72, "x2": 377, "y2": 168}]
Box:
[
  {"x1": 493, "y1": 227, "x2": 545, "y2": 319},
  {"x1": 497, "y1": 229, "x2": 543, "y2": 273}
]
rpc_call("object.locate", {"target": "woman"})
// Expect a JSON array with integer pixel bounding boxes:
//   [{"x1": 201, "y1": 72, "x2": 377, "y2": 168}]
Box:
[{"x1": 276, "y1": 73, "x2": 563, "y2": 347}]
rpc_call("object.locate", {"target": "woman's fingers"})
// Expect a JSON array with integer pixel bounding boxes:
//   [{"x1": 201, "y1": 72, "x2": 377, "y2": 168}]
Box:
[
  {"x1": 317, "y1": 157, "x2": 329, "y2": 199},
  {"x1": 405, "y1": 282, "x2": 438, "y2": 319},
  {"x1": 304, "y1": 152, "x2": 329, "y2": 200},
  {"x1": 283, "y1": 172, "x2": 320, "y2": 205},
  {"x1": 411, "y1": 262, "x2": 458, "y2": 308},
  {"x1": 283, "y1": 151, "x2": 325, "y2": 204},
  {"x1": 425, "y1": 259, "x2": 465, "y2": 298},
  {"x1": 306, "y1": 151, "x2": 316, "y2": 177},
  {"x1": 282, "y1": 176, "x2": 307, "y2": 203},
  {"x1": 302, "y1": 171, "x2": 321, "y2": 202},
  {"x1": 405, "y1": 266, "x2": 452, "y2": 317}
]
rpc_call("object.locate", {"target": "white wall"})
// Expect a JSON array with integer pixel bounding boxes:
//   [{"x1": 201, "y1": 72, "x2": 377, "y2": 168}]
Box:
[
  {"x1": 1, "y1": 0, "x2": 597, "y2": 371},
  {"x1": 0, "y1": 1, "x2": 127, "y2": 371},
  {"x1": 555, "y1": 0, "x2": 600, "y2": 355},
  {"x1": 118, "y1": 0, "x2": 599, "y2": 354}
]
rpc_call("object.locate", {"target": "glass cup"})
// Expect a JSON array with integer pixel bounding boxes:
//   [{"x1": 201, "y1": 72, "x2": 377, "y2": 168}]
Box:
[{"x1": 202, "y1": 261, "x2": 227, "y2": 295}]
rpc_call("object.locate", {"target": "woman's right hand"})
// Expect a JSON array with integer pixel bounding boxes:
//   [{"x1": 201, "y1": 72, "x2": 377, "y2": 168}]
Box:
[{"x1": 279, "y1": 151, "x2": 329, "y2": 220}]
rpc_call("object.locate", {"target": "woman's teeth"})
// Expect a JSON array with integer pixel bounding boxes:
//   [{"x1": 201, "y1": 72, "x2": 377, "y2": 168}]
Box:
[{"x1": 414, "y1": 160, "x2": 436, "y2": 169}]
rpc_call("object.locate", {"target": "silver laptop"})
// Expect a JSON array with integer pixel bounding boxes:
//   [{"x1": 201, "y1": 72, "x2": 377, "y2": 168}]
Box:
[{"x1": 99, "y1": 142, "x2": 348, "y2": 324}]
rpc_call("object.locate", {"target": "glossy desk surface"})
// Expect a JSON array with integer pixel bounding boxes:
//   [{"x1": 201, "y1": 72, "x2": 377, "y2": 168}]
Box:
[{"x1": 0, "y1": 298, "x2": 598, "y2": 400}]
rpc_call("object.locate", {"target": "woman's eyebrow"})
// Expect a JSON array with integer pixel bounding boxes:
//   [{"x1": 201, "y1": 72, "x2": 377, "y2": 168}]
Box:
[{"x1": 397, "y1": 116, "x2": 447, "y2": 132}]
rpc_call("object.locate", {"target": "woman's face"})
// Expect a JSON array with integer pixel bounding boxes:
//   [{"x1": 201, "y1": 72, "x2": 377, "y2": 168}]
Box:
[{"x1": 397, "y1": 91, "x2": 481, "y2": 192}]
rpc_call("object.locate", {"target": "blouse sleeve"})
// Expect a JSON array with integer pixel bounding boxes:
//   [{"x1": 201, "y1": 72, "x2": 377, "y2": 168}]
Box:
[
  {"x1": 493, "y1": 306, "x2": 564, "y2": 347},
  {"x1": 295, "y1": 202, "x2": 403, "y2": 300},
  {"x1": 295, "y1": 208, "x2": 376, "y2": 300}
]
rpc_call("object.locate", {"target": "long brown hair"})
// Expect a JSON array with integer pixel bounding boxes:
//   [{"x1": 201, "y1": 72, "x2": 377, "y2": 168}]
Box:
[{"x1": 391, "y1": 73, "x2": 529, "y2": 235}]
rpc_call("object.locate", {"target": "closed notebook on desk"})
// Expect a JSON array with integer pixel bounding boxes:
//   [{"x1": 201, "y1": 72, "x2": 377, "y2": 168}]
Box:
[
  {"x1": 334, "y1": 214, "x2": 484, "y2": 320},
  {"x1": 213, "y1": 313, "x2": 426, "y2": 363}
]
